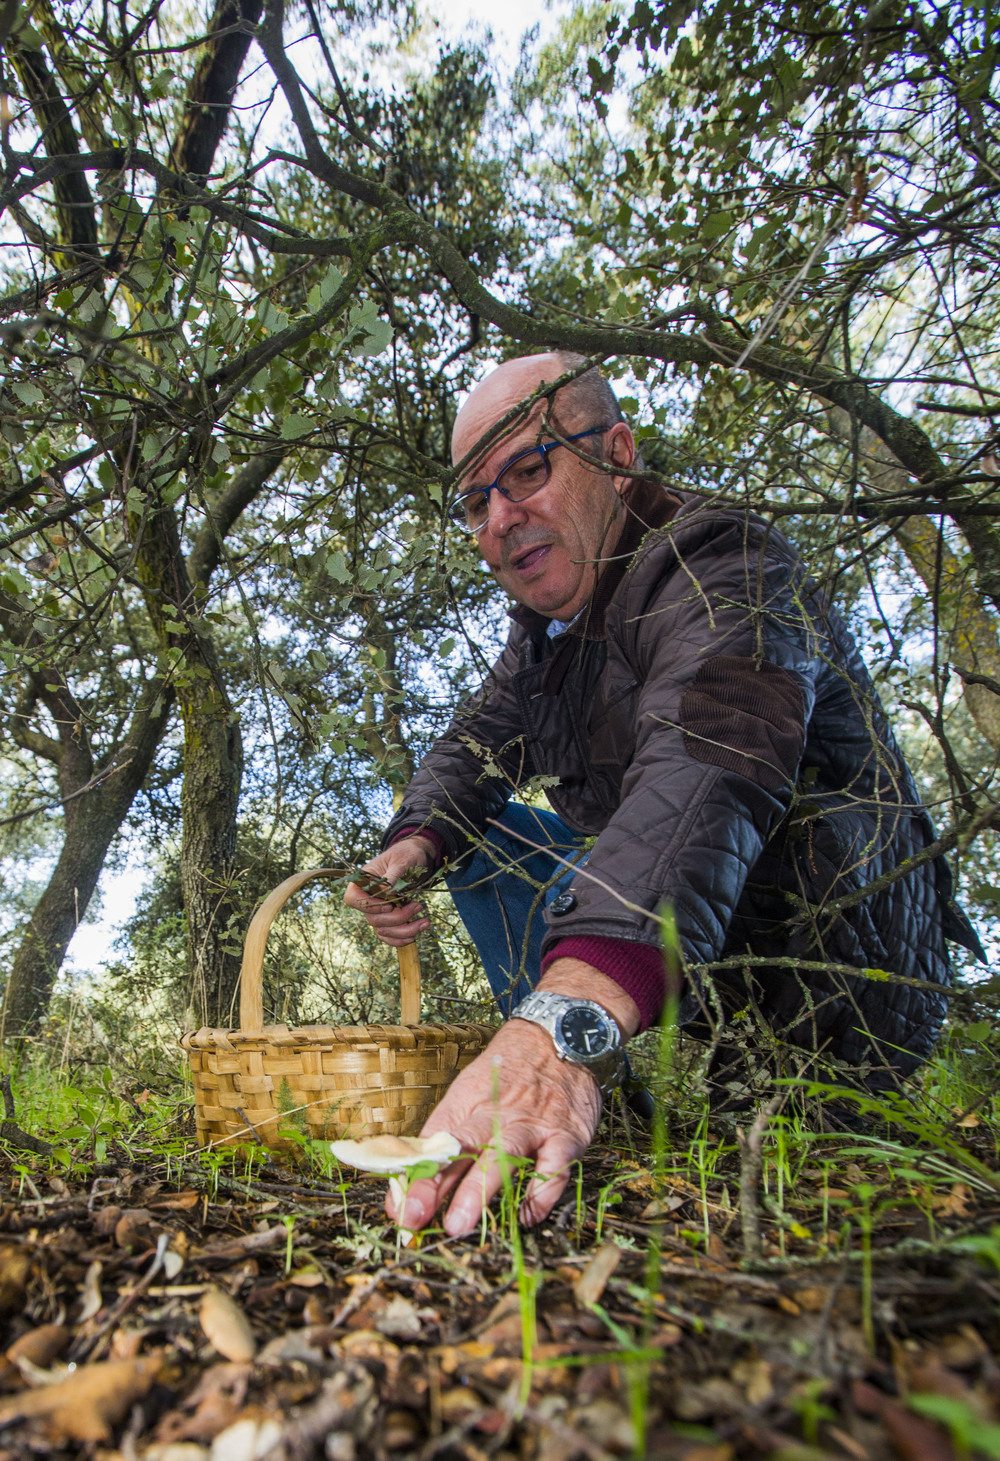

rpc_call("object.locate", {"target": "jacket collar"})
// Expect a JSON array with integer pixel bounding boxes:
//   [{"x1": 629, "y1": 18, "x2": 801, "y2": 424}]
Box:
[{"x1": 508, "y1": 474, "x2": 680, "y2": 643}]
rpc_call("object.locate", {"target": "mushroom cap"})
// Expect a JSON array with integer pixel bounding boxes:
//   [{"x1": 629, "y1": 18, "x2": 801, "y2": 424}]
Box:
[{"x1": 329, "y1": 1131, "x2": 462, "y2": 1174}]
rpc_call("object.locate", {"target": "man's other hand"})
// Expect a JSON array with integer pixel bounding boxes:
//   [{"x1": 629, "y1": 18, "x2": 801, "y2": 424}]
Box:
[
  {"x1": 343, "y1": 835, "x2": 437, "y2": 947},
  {"x1": 385, "y1": 960, "x2": 641, "y2": 1235}
]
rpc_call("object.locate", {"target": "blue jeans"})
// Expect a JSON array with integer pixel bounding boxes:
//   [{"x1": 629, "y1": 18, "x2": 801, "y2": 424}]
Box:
[{"x1": 445, "y1": 803, "x2": 587, "y2": 1017}]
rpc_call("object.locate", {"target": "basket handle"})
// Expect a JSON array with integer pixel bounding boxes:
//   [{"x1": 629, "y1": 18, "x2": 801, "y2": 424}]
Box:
[{"x1": 238, "y1": 867, "x2": 421, "y2": 1034}]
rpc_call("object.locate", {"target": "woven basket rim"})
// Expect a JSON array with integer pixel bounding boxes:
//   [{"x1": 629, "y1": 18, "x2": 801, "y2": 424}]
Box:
[{"x1": 181, "y1": 1016, "x2": 495, "y2": 1044}]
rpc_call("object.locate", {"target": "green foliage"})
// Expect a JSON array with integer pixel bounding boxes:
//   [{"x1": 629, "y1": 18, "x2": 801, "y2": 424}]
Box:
[{"x1": 0, "y1": 0, "x2": 998, "y2": 1049}]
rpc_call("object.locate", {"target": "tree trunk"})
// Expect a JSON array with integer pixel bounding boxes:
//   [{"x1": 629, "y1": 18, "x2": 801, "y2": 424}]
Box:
[
  {"x1": 1, "y1": 0, "x2": 268, "y2": 1033},
  {"x1": 0, "y1": 677, "x2": 173, "y2": 1036},
  {"x1": 180, "y1": 696, "x2": 244, "y2": 1027},
  {"x1": 134, "y1": 496, "x2": 245, "y2": 1027}
]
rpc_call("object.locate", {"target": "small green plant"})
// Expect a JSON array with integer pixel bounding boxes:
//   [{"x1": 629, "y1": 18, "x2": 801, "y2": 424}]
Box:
[
  {"x1": 850, "y1": 1182, "x2": 878, "y2": 1351},
  {"x1": 908, "y1": 1392, "x2": 1000, "y2": 1461},
  {"x1": 788, "y1": 1378, "x2": 836, "y2": 1445},
  {"x1": 281, "y1": 1214, "x2": 296, "y2": 1276},
  {"x1": 594, "y1": 1180, "x2": 623, "y2": 1243},
  {"x1": 198, "y1": 1147, "x2": 228, "y2": 1201}
]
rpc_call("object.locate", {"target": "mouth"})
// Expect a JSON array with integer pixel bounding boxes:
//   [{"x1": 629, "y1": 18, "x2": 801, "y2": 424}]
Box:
[{"x1": 509, "y1": 543, "x2": 551, "y2": 574}]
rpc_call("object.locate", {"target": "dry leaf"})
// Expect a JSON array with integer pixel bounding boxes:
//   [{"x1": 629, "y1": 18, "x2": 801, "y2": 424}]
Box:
[
  {"x1": 574, "y1": 1241, "x2": 622, "y2": 1308},
  {"x1": 6, "y1": 1324, "x2": 69, "y2": 1373},
  {"x1": 0, "y1": 1353, "x2": 163, "y2": 1442},
  {"x1": 287, "y1": 1266, "x2": 324, "y2": 1287},
  {"x1": 112, "y1": 1328, "x2": 156, "y2": 1361},
  {"x1": 382, "y1": 1406, "x2": 422, "y2": 1449},
  {"x1": 12, "y1": 1356, "x2": 71, "y2": 1387},
  {"x1": 0, "y1": 1245, "x2": 30, "y2": 1315},
  {"x1": 155, "y1": 1362, "x2": 252, "y2": 1445},
  {"x1": 329, "y1": 1131, "x2": 461, "y2": 1173},
  {"x1": 149, "y1": 1190, "x2": 201, "y2": 1211},
  {"x1": 209, "y1": 1414, "x2": 283, "y2": 1461},
  {"x1": 707, "y1": 1233, "x2": 731, "y2": 1266},
  {"x1": 257, "y1": 1328, "x2": 334, "y2": 1367},
  {"x1": 199, "y1": 1288, "x2": 257, "y2": 1363},
  {"x1": 931, "y1": 1184, "x2": 973, "y2": 1219},
  {"x1": 640, "y1": 1193, "x2": 685, "y2": 1220},
  {"x1": 732, "y1": 1357, "x2": 774, "y2": 1406},
  {"x1": 574, "y1": 1398, "x2": 635, "y2": 1452},
  {"x1": 439, "y1": 1387, "x2": 483, "y2": 1425},
  {"x1": 938, "y1": 1327, "x2": 988, "y2": 1369},
  {"x1": 376, "y1": 1295, "x2": 422, "y2": 1340},
  {"x1": 852, "y1": 1379, "x2": 956, "y2": 1461},
  {"x1": 78, "y1": 1260, "x2": 104, "y2": 1322},
  {"x1": 791, "y1": 1285, "x2": 830, "y2": 1313},
  {"x1": 302, "y1": 1295, "x2": 328, "y2": 1326},
  {"x1": 198, "y1": 1228, "x2": 284, "y2": 1264},
  {"x1": 163, "y1": 1248, "x2": 185, "y2": 1281},
  {"x1": 115, "y1": 1208, "x2": 165, "y2": 1252},
  {"x1": 94, "y1": 1206, "x2": 122, "y2": 1238},
  {"x1": 672, "y1": 1376, "x2": 745, "y2": 1422},
  {"x1": 437, "y1": 1341, "x2": 495, "y2": 1374},
  {"x1": 145, "y1": 1445, "x2": 210, "y2": 1461}
]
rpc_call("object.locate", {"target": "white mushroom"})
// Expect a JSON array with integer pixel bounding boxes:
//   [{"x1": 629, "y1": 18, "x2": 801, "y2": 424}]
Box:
[{"x1": 329, "y1": 1131, "x2": 462, "y2": 1174}]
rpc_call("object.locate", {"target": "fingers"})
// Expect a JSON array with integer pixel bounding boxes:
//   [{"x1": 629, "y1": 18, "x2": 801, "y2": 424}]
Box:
[
  {"x1": 385, "y1": 1127, "x2": 587, "y2": 1237},
  {"x1": 385, "y1": 1158, "x2": 472, "y2": 1229},
  {"x1": 519, "y1": 1133, "x2": 585, "y2": 1226},
  {"x1": 343, "y1": 882, "x2": 429, "y2": 944},
  {"x1": 378, "y1": 1025, "x2": 603, "y2": 1238},
  {"x1": 362, "y1": 898, "x2": 430, "y2": 945},
  {"x1": 343, "y1": 838, "x2": 436, "y2": 946}
]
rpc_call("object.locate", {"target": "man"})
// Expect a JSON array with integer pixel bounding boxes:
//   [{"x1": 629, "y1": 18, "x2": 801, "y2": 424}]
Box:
[{"x1": 345, "y1": 352, "x2": 981, "y2": 1238}]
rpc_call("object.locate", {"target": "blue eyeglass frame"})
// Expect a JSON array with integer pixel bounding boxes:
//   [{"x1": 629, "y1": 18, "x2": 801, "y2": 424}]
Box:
[{"x1": 451, "y1": 425, "x2": 611, "y2": 532}]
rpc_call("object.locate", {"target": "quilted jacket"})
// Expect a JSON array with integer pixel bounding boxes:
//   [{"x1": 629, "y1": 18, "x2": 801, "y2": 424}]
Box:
[{"x1": 384, "y1": 482, "x2": 982, "y2": 1079}]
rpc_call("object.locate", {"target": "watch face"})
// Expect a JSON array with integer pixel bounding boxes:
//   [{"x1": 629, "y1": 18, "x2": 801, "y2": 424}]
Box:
[{"x1": 559, "y1": 1005, "x2": 612, "y2": 1060}]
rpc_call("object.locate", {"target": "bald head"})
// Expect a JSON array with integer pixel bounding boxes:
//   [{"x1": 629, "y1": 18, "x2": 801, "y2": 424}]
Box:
[
  {"x1": 448, "y1": 353, "x2": 637, "y2": 621},
  {"x1": 451, "y1": 353, "x2": 624, "y2": 467}
]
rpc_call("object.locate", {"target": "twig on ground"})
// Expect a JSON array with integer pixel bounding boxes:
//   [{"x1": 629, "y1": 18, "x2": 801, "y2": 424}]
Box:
[
  {"x1": 736, "y1": 1096, "x2": 783, "y2": 1263},
  {"x1": 70, "y1": 1232, "x2": 171, "y2": 1362}
]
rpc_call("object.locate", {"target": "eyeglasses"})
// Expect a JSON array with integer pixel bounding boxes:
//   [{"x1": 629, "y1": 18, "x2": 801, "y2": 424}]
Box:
[{"x1": 449, "y1": 426, "x2": 611, "y2": 533}]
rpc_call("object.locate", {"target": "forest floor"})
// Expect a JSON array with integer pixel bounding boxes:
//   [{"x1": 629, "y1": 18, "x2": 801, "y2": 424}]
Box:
[{"x1": 0, "y1": 1078, "x2": 999, "y2": 1461}]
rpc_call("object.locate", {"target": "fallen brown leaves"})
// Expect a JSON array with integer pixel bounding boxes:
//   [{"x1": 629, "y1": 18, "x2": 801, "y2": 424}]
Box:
[
  {"x1": 0, "y1": 1353, "x2": 163, "y2": 1442},
  {"x1": 0, "y1": 1143, "x2": 994, "y2": 1460}
]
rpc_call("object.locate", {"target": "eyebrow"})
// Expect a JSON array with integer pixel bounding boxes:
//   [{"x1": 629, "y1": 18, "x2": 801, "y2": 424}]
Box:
[{"x1": 463, "y1": 436, "x2": 545, "y2": 493}]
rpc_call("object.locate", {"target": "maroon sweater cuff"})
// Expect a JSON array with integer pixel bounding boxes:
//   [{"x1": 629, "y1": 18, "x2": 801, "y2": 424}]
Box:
[
  {"x1": 540, "y1": 936, "x2": 667, "y2": 1032},
  {"x1": 387, "y1": 825, "x2": 446, "y2": 869}
]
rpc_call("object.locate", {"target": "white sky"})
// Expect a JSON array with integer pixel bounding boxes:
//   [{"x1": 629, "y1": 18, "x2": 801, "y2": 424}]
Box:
[{"x1": 424, "y1": 0, "x2": 569, "y2": 63}]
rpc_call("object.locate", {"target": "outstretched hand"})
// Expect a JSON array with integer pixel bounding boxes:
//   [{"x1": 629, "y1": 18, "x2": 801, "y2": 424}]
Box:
[
  {"x1": 385, "y1": 1017, "x2": 603, "y2": 1235},
  {"x1": 343, "y1": 835, "x2": 437, "y2": 947},
  {"x1": 385, "y1": 960, "x2": 642, "y2": 1235}
]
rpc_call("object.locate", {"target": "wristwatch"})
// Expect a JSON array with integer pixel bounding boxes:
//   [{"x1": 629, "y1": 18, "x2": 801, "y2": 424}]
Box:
[{"x1": 511, "y1": 990, "x2": 627, "y2": 1098}]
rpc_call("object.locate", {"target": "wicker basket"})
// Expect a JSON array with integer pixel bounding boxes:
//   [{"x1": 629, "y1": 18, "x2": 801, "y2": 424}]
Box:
[{"x1": 181, "y1": 868, "x2": 492, "y2": 1153}]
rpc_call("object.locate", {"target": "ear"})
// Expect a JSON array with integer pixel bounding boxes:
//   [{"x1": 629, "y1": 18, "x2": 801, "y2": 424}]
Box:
[{"x1": 607, "y1": 424, "x2": 636, "y2": 492}]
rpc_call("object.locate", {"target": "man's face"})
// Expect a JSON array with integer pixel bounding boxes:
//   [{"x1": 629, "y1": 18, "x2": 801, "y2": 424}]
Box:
[{"x1": 453, "y1": 399, "x2": 633, "y2": 621}]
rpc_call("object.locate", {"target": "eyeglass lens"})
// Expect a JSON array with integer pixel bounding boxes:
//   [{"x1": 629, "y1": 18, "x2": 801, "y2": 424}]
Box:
[
  {"x1": 450, "y1": 448, "x2": 550, "y2": 531},
  {"x1": 450, "y1": 428, "x2": 607, "y2": 532}
]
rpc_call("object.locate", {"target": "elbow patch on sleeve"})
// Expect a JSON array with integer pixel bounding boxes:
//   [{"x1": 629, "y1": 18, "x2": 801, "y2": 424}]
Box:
[{"x1": 680, "y1": 655, "x2": 806, "y2": 792}]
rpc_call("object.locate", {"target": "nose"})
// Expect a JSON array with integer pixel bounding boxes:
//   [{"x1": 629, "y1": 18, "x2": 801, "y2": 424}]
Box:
[{"x1": 483, "y1": 487, "x2": 528, "y2": 538}]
